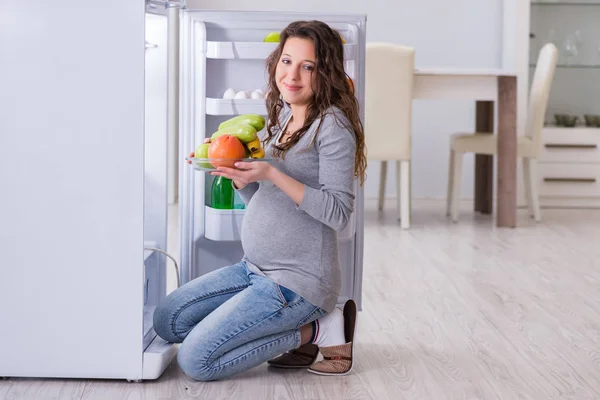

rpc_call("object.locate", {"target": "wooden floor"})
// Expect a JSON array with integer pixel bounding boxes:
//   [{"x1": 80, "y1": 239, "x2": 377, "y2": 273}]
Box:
[{"x1": 2, "y1": 199, "x2": 600, "y2": 400}]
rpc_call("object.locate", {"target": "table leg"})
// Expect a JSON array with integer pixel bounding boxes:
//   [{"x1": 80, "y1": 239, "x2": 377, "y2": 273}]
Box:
[
  {"x1": 474, "y1": 101, "x2": 494, "y2": 214},
  {"x1": 496, "y1": 76, "x2": 517, "y2": 228}
]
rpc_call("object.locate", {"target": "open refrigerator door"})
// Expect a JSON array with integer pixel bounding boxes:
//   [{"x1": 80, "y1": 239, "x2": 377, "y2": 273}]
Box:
[{"x1": 141, "y1": 1, "x2": 184, "y2": 380}]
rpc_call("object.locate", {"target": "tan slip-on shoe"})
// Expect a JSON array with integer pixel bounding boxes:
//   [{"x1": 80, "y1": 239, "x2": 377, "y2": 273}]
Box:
[
  {"x1": 308, "y1": 299, "x2": 357, "y2": 376},
  {"x1": 267, "y1": 343, "x2": 319, "y2": 369}
]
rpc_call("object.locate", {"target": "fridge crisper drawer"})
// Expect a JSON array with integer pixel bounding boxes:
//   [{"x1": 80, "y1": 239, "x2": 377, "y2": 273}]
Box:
[{"x1": 205, "y1": 206, "x2": 245, "y2": 241}]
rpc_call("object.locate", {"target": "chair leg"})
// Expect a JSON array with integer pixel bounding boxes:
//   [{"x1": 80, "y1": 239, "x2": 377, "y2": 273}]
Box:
[
  {"x1": 396, "y1": 160, "x2": 401, "y2": 221},
  {"x1": 399, "y1": 160, "x2": 410, "y2": 229},
  {"x1": 527, "y1": 158, "x2": 542, "y2": 222},
  {"x1": 451, "y1": 151, "x2": 463, "y2": 223},
  {"x1": 446, "y1": 149, "x2": 455, "y2": 216},
  {"x1": 378, "y1": 161, "x2": 387, "y2": 211},
  {"x1": 522, "y1": 157, "x2": 535, "y2": 218}
]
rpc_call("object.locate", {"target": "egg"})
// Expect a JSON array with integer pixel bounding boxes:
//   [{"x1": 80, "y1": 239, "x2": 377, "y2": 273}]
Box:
[
  {"x1": 234, "y1": 90, "x2": 250, "y2": 99},
  {"x1": 223, "y1": 88, "x2": 236, "y2": 99},
  {"x1": 250, "y1": 90, "x2": 263, "y2": 100}
]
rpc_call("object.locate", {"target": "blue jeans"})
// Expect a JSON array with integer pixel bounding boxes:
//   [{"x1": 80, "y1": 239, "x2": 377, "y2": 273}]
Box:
[{"x1": 153, "y1": 260, "x2": 327, "y2": 381}]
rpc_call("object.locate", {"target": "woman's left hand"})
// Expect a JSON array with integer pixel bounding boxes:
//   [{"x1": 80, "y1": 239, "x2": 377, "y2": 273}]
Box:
[{"x1": 211, "y1": 161, "x2": 274, "y2": 186}]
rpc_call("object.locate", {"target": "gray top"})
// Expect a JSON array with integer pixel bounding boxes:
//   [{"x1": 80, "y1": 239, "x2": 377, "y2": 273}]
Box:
[{"x1": 235, "y1": 105, "x2": 356, "y2": 312}]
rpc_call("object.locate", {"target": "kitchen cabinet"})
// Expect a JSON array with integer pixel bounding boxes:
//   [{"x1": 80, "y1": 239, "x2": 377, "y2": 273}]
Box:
[{"x1": 526, "y1": 1, "x2": 600, "y2": 207}]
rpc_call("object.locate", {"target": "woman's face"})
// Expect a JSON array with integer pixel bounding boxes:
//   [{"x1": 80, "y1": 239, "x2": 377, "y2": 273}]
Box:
[{"x1": 275, "y1": 37, "x2": 316, "y2": 107}]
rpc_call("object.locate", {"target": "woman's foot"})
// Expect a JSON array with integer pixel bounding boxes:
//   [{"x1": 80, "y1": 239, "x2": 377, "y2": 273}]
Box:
[
  {"x1": 267, "y1": 300, "x2": 357, "y2": 372},
  {"x1": 267, "y1": 343, "x2": 319, "y2": 369},
  {"x1": 267, "y1": 307, "x2": 346, "y2": 369},
  {"x1": 311, "y1": 307, "x2": 346, "y2": 347},
  {"x1": 308, "y1": 299, "x2": 357, "y2": 376}
]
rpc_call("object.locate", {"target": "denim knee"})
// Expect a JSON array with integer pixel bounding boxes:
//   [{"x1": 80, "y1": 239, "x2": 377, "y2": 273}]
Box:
[
  {"x1": 177, "y1": 339, "x2": 215, "y2": 381},
  {"x1": 153, "y1": 298, "x2": 183, "y2": 344}
]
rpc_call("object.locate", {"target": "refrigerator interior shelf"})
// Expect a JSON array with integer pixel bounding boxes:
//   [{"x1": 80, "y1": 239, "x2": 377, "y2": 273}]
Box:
[
  {"x1": 206, "y1": 41, "x2": 356, "y2": 60},
  {"x1": 205, "y1": 205, "x2": 245, "y2": 241},
  {"x1": 206, "y1": 98, "x2": 267, "y2": 115},
  {"x1": 204, "y1": 203, "x2": 355, "y2": 242}
]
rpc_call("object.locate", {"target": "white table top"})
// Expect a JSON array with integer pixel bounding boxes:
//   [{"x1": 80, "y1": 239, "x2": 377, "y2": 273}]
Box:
[
  {"x1": 412, "y1": 67, "x2": 517, "y2": 101},
  {"x1": 415, "y1": 67, "x2": 517, "y2": 77}
]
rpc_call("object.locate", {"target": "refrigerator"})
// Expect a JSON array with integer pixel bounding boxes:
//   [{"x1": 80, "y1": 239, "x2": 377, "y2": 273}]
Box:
[{"x1": 0, "y1": 0, "x2": 366, "y2": 381}]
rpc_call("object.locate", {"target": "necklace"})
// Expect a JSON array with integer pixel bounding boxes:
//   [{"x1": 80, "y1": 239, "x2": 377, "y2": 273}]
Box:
[{"x1": 280, "y1": 131, "x2": 291, "y2": 143}]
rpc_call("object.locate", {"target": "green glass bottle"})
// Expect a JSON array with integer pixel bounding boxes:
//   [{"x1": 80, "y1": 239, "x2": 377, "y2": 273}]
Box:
[{"x1": 211, "y1": 176, "x2": 234, "y2": 209}]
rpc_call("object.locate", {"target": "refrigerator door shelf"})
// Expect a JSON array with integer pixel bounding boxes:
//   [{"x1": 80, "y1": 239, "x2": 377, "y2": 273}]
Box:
[
  {"x1": 205, "y1": 205, "x2": 245, "y2": 241},
  {"x1": 142, "y1": 336, "x2": 177, "y2": 380},
  {"x1": 206, "y1": 41, "x2": 356, "y2": 61},
  {"x1": 143, "y1": 305, "x2": 157, "y2": 347},
  {"x1": 206, "y1": 98, "x2": 267, "y2": 116}
]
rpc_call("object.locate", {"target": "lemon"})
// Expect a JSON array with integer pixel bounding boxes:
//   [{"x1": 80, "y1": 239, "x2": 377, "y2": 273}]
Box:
[{"x1": 263, "y1": 32, "x2": 280, "y2": 43}]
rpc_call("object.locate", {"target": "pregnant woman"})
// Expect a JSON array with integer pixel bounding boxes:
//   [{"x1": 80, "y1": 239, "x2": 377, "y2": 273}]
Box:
[{"x1": 154, "y1": 19, "x2": 366, "y2": 381}]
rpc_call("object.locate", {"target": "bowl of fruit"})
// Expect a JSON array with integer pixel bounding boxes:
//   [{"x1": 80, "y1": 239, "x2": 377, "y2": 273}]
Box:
[{"x1": 186, "y1": 114, "x2": 272, "y2": 172}]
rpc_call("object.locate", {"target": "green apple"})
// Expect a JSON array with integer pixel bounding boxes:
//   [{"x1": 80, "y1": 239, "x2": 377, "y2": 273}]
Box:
[
  {"x1": 194, "y1": 143, "x2": 212, "y2": 169},
  {"x1": 263, "y1": 32, "x2": 280, "y2": 43}
]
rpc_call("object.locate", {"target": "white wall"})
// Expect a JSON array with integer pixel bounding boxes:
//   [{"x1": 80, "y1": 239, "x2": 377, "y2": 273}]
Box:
[{"x1": 188, "y1": 0, "x2": 505, "y2": 199}]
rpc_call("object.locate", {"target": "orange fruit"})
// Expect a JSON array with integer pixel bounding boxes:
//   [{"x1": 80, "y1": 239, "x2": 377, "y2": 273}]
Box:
[
  {"x1": 208, "y1": 134, "x2": 246, "y2": 168},
  {"x1": 347, "y1": 77, "x2": 354, "y2": 94}
]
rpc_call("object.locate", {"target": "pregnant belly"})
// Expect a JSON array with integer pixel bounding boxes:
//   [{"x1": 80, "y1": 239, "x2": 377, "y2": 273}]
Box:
[{"x1": 240, "y1": 191, "x2": 324, "y2": 266}]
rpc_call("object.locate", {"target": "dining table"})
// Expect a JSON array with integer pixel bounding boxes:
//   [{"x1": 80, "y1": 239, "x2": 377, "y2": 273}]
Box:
[{"x1": 412, "y1": 68, "x2": 518, "y2": 228}]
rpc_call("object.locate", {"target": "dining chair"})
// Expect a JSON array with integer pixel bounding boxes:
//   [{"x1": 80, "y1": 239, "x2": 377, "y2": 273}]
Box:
[
  {"x1": 365, "y1": 42, "x2": 415, "y2": 229},
  {"x1": 446, "y1": 42, "x2": 558, "y2": 223}
]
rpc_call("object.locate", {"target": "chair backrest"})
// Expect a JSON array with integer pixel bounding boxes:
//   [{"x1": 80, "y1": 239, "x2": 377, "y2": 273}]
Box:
[
  {"x1": 365, "y1": 43, "x2": 415, "y2": 161},
  {"x1": 525, "y1": 43, "x2": 558, "y2": 155}
]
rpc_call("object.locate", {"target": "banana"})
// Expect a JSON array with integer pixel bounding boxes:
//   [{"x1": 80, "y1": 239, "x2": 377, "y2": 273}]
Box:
[
  {"x1": 244, "y1": 137, "x2": 265, "y2": 159},
  {"x1": 250, "y1": 147, "x2": 265, "y2": 159},
  {"x1": 245, "y1": 137, "x2": 262, "y2": 154}
]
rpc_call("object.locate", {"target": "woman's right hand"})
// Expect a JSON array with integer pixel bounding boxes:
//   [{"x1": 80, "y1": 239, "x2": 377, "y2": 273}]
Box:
[{"x1": 186, "y1": 151, "x2": 194, "y2": 164}]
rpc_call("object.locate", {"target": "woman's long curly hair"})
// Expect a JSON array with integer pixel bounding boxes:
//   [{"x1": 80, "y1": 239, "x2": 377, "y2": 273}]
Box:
[{"x1": 264, "y1": 20, "x2": 367, "y2": 185}]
